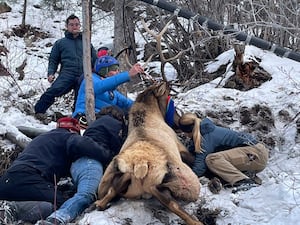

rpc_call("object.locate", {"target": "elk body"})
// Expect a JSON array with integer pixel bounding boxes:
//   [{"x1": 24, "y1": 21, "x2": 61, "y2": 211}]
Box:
[{"x1": 93, "y1": 82, "x2": 203, "y2": 225}]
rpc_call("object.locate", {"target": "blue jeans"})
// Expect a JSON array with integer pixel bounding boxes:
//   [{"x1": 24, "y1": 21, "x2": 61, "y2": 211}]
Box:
[{"x1": 48, "y1": 158, "x2": 103, "y2": 224}]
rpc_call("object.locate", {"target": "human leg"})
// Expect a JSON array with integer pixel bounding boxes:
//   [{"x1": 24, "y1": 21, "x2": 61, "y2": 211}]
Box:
[
  {"x1": 205, "y1": 143, "x2": 269, "y2": 185},
  {"x1": 45, "y1": 158, "x2": 103, "y2": 224},
  {"x1": 34, "y1": 74, "x2": 77, "y2": 114},
  {"x1": 0, "y1": 166, "x2": 66, "y2": 206},
  {"x1": 0, "y1": 200, "x2": 54, "y2": 223},
  {"x1": 0, "y1": 169, "x2": 55, "y2": 223}
]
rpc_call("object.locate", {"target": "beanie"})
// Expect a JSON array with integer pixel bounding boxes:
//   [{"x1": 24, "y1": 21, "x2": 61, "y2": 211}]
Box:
[{"x1": 97, "y1": 49, "x2": 108, "y2": 58}]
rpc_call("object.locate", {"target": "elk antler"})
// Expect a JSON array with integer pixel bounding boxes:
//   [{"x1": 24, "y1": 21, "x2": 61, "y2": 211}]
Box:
[
  {"x1": 125, "y1": 51, "x2": 156, "y2": 86},
  {"x1": 141, "y1": 18, "x2": 184, "y2": 81},
  {"x1": 124, "y1": 51, "x2": 154, "y2": 69}
]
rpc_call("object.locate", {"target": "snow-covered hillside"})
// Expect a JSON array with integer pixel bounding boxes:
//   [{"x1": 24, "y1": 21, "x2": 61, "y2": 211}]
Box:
[{"x1": 0, "y1": 1, "x2": 299, "y2": 225}]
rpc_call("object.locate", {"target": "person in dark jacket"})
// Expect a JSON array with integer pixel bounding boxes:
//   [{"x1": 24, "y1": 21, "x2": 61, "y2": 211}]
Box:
[
  {"x1": 0, "y1": 108, "x2": 126, "y2": 224},
  {"x1": 34, "y1": 14, "x2": 97, "y2": 119},
  {"x1": 35, "y1": 105, "x2": 127, "y2": 225},
  {"x1": 177, "y1": 113, "x2": 269, "y2": 193}
]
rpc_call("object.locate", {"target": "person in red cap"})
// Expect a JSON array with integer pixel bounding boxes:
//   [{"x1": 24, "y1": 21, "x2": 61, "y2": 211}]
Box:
[{"x1": 0, "y1": 106, "x2": 127, "y2": 224}]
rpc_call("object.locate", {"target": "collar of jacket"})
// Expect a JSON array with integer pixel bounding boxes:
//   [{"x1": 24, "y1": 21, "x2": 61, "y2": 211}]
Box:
[{"x1": 65, "y1": 31, "x2": 82, "y2": 40}]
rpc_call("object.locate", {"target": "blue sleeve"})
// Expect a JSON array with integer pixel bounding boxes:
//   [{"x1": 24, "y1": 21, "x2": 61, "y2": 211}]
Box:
[
  {"x1": 94, "y1": 72, "x2": 130, "y2": 94},
  {"x1": 192, "y1": 151, "x2": 210, "y2": 177},
  {"x1": 48, "y1": 40, "x2": 60, "y2": 75},
  {"x1": 114, "y1": 91, "x2": 133, "y2": 110}
]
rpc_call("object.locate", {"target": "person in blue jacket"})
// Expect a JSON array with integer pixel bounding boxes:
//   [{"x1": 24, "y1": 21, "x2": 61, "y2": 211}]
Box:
[
  {"x1": 34, "y1": 14, "x2": 97, "y2": 119},
  {"x1": 72, "y1": 55, "x2": 144, "y2": 121},
  {"x1": 0, "y1": 107, "x2": 127, "y2": 224},
  {"x1": 177, "y1": 112, "x2": 269, "y2": 192}
]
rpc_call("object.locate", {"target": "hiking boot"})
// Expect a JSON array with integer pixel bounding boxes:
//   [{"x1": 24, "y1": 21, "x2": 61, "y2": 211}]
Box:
[
  {"x1": 0, "y1": 201, "x2": 17, "y2": 224},
  {"x1": 35, "y1": 217, "x2": 64, "y2": 225},
  {"x1": 232, "y1": 178, "x2": 258, "y2": 193},
  {"x1": 244, "y1": 171, "x2": 262, "y2": 185}
]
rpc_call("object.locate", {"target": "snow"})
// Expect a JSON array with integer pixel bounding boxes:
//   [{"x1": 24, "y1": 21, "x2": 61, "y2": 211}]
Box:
[{"x1": 0, "y1": 1, "x2": 300, "y2": 225}]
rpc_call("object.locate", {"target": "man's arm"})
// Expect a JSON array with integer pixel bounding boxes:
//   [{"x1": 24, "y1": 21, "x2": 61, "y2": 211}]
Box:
[
  {"x1": 66, "y1": 135, "x2": 114, "y2": 165},
  {"x1": 47, "y1": 41, "x2": 60, "y2": 77},
  {"x1": 192, "y1": 151, "x2": 209, "y2": 177}
]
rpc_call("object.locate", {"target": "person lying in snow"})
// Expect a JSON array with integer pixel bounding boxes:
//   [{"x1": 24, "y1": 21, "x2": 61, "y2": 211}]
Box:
[
  {"x1": 0, "y1": 106, "x2": 127, "y2": 224},
  {"x1": 177, "y1": 112, "x2": 269, "y2": 194}
]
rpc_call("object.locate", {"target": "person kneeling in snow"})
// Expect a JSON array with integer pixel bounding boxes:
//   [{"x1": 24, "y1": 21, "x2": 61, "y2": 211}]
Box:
[
  {"x1": 0, "y1": 106, "x2": 127, "y2": 224},
  {"x1": 177, "y1": 112, "x2": 269, "y2": 194},
  {"x1": 72, "y1": 55, "x2": 144, "y2": 121}
]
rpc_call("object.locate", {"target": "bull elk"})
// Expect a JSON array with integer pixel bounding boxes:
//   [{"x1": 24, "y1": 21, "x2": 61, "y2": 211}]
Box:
[{"x1": 92, "y1": 81, "x2": 203, "y2": 225}]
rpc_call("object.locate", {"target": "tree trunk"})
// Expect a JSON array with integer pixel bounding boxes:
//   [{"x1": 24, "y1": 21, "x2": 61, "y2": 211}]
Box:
[
  {"x1": 114, "y1": 0, "x2": 138, "y2": 93},
  {"x1": 82, "y1": 0, "x2": 95, "y2": 123},
  {"x1": 89, "y1": 0, "x2": 93, "y2": 34},
  {"x1": 21, "y1": 0, "x2": 27, "y2": 28},
  {"x1": 114, "y1": 0, "x2": 137, "y2": 70}
]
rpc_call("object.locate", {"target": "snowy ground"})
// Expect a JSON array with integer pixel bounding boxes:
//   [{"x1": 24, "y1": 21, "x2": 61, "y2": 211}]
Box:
[{"x1": 0, "y1": 1, "x2": 300, "y2": 225}]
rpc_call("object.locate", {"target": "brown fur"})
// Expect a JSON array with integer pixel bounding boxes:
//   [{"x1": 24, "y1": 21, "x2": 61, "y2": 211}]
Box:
[{"x1": 94, "y1": 82, "x2": 203, "y2": 225}]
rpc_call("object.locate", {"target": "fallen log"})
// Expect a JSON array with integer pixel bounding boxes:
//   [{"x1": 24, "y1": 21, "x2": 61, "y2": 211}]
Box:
[
  {"x1": 17, "y1": 126, "x2": 49, "y2": 139},
  {"x1": 5, "y1": 131, "x2": 31, "y2": 149}
]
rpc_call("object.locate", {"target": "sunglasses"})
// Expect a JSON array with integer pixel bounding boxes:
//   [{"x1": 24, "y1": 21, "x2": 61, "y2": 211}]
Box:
[{"x1": 68, "y1": 23, "x2": 80, "y2": 27}]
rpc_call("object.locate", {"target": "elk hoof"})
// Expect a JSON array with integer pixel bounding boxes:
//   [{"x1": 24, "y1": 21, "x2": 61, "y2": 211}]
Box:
[
  {"x1": 94, "y1": 200, "x2": 111, "y2": 211},
  {"x1": 85, "y1": 203, "x2": 96, "y2": 213}
]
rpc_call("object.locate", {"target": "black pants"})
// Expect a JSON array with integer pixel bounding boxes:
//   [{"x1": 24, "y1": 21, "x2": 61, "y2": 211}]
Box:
[
  {"x1": 0, "y1": 165, "x2": 66, "y2": 206},
  {"x1": 6, "y1": 200, "x2": 54, "y2": 223}
]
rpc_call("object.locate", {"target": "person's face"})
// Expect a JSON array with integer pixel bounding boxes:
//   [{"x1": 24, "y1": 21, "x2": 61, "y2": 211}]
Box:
[
  {"x1": 66, "y1": 18, "x2": 81, "y2": 35},
  {"x1": 106, "y1": 68, "x2": 120, "y2": 77}
]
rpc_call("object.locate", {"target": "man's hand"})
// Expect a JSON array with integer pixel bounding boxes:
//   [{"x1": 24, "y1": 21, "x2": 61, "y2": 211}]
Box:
[{"x1": 48, "y1": 75, "x2": 55, "y2": 83}]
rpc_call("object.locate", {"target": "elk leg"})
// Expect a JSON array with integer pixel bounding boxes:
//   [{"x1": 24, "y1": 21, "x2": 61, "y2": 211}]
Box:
[
  {"x1": 149, "y1": 186, "x2": 203, "y2": 225},
  {"x1": 95, "y1": 172, "x2": 131, "y2": 210}
]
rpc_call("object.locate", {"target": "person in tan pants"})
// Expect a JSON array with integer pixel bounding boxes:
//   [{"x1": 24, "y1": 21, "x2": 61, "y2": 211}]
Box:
[
  {"x1": 205, "y1": 143, "x2": 268, "y2": 186},
  {"x1": 177, "y1": 113, "x2": 269, "y2": 193}
]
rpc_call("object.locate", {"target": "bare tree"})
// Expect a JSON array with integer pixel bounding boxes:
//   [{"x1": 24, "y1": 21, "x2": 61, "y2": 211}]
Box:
[
  {"x1": 113, "y1": 0, "x2": 139, "y2": 92},
  {"x1": 21, "y1": 0, "x2": 27, "y2": 28},
  {"x1": 133, "y1": 0, "x2": 299, "y2": 86},
  {"x1": 114, "y1": 0, "x2": 137, "y2": 71},
  {"x1": 82, "y1": 0, "x2": 95, "y2": 123}
]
